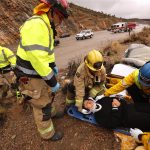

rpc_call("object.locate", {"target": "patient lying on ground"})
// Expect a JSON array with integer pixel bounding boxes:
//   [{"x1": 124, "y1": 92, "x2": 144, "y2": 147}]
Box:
[{"x1": 84, "y1": 97, "x2": 150, "y2": 131}]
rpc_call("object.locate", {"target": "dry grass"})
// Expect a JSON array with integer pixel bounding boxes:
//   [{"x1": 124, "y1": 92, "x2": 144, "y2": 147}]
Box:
[
  {"x1": 122, "y1": 27, "x2": 150, "y2": 46},
  {"x1": 66, "y1": 41, "x2": 127, "y2": 76},
  {"x1": 102, "y1": 41, "x2": 127, "y2": 73},
  {"x1": 66, "y1": 58, "x2": 82, "y2": 78}
]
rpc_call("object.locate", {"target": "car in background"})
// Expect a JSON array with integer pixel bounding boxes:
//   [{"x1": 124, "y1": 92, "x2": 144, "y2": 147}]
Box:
[{"x1": 75, "y1": 29, "x2": 94, "y2": 40}]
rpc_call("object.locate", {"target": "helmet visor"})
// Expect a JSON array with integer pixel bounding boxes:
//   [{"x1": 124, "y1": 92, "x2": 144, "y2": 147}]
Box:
[{"x1": 93, "y1": 62, "x2": 103, "y2": 70}]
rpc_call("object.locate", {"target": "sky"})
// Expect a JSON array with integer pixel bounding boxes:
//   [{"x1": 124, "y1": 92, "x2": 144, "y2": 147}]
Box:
[{"x1": 68, "y1": 0, "x2": 150, "y2": 19}]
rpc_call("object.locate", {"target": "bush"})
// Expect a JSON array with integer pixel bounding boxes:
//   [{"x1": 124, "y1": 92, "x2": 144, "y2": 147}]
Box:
[{"x1": 67, "y1": 58, "x2": 82, "y2": 78}]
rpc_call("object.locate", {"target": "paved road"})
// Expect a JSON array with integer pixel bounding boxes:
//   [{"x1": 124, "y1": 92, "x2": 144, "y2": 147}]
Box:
[{"x1": 55, "y1": 24, "x2": 147, "y2": 69}]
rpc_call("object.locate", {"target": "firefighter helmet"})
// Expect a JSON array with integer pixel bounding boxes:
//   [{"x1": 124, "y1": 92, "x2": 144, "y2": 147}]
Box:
[
  {"x1": 138, "y1": 62, "x2": 150, "y2": 86},
  {"x1": 40, "y1": 0, "x2": 69, "y2": 18},
  {"x1": 85, "y1": 50, "x2": 103, "y2": 71}
]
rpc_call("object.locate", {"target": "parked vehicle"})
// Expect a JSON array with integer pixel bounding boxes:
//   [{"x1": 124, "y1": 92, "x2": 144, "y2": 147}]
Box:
[
  {"x1": 75, "y1": 29, "x2": 94, "y2": 40},
  {"x1": 110, "y1": 22, "x2": 136, "y2": 33}
]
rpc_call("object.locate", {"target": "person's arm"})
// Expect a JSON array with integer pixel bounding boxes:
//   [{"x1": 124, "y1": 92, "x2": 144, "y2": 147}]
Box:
[
  {"x1": 74, "y1": 70, "x2": 85, "y2": 111},
  {"x1": 100, "y1": 65, "x2": 106, "y2": 83},
  {"x1": 104, "y1": 70, "x2": 137, "y2": 96},
  {"x1": 4, "y1": 47, "x2": 16, "y2": 67}
]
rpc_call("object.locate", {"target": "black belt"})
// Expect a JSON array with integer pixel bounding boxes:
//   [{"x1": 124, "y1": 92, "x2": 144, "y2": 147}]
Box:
[{"x1": 0, "y1": 65, "x2": 11, "y2": 74}]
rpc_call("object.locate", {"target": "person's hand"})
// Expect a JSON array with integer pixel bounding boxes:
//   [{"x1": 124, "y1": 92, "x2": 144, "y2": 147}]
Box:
[
  {"x1": 10, "y1": 71, "x2": 15, "y2": 76},
  {"x1": 51, "y1": 83, "x2": 60, "y2": 93},
  {"x1": 84, "y1": 100, "x2": 94, "y2": 110},
  {"x1": 53, "y1": 66, "x2": 58, "y2": 76},
  {"x1": 130, "y1": 128, "x2": 143, "y2": 142},
  {"x1": 112, "y1": 99, "x2": 121, "y2": 107}
]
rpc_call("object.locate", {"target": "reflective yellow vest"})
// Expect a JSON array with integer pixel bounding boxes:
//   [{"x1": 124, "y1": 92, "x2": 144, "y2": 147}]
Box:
[
  {"x1": 17, "y1": 13, "x2": 55, "y2": 80},
  {"x1": 105, "y1": 69, "x2": 142, "y2": 96},
  {"x1": 0, "y1": 46, "x2": 16, "y2": 69}
]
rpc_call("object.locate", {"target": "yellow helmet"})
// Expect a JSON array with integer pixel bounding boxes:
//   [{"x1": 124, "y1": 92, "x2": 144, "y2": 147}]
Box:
[{"x1": 85, "y1": 50, "x2": 103, "y2": 71}]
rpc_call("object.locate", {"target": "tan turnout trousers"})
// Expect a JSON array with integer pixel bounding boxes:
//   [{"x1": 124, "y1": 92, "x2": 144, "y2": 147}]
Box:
[
  {"x1": 19, "y1": 78, "x2": 56, "y2": 140},
  {"x1": 0, "y1": 72, "x2": 16, "y2": 100}
]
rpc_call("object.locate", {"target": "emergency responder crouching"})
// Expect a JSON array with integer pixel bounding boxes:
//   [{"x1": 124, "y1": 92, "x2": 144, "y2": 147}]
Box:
[
  {"x1": 102, "y1": 61, "x2": 150, "y2": 104},
  {"x1": 15, "y1": 0, "x2": 69, "y2": 141},
  {"x1": 0, "y1": 46, "x2": 16, "y2": 100},
  {"x1": 66, "y1": 50, "x2": 106, "y2": 113}
]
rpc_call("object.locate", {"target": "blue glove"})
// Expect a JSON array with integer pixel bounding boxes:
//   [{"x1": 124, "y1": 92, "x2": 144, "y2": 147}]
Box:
[
  {"x1": 51, "y1": 83, "x2": 60, "y2": 93},
  {"x1": 53, "y1": 66, "x2": 58, "y2": 76}
]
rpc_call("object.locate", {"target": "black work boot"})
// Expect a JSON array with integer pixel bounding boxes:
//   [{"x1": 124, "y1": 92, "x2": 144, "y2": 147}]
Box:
[{"x1": 50, "y1": 131, "x2": 64, "y2": 141}]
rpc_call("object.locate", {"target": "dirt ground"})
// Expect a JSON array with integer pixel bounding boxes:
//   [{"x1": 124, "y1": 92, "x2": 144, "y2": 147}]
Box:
[{"x1": 0, "y1": 69, "x2": 122, "y2": 150}]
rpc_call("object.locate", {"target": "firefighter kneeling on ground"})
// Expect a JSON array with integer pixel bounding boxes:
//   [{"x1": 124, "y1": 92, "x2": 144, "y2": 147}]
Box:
[
  {"x1": 66, "y1": 50, "x2": 106, "y2": 113},
  {"x1": 0, "y1": 46, "x2": 16, "y2": 116},
  {"x1": 15, "y1": 0, "x2": 69, "y2": 141}
]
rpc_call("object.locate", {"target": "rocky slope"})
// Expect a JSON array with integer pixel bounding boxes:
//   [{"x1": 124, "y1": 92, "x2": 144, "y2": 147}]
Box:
[
  {"x1": 0, "y1": 0, "x2": 38, "y2": 45},
  {"x1": 0, "y1": 0, "x2": 122, "y2": 46}
]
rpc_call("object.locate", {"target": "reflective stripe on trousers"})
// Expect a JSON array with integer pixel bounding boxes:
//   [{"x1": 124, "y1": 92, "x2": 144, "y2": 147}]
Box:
[
  {"x1": 38, "y1": 121, "x2": 54, "y2": 135},
  {"x1": 65, "y1": 98, "x2": 75, "y2": 105}
]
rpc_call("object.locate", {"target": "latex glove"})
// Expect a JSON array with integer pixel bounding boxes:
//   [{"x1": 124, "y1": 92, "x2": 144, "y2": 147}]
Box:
[
  {"x1": 130, "y1": 128, "x2": 143, "y2": 142},
  {"x1": 53, "y1": 66, "x2": 58, "y2": 76},
  {"x1": 51, "y1": 83, "x2": 60, "y2": 93},
  {"x1": 95, "y1": 94, "x2": 105, "y2": 102}
]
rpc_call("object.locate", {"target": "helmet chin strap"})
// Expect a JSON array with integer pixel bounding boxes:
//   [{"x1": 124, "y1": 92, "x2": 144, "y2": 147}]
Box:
[
  {"x1": 49, "y1": 9, "x2": 57, "y2": 39},
  {"x1": 50, "y1": 21, "x2": 57, "y2": 38}
]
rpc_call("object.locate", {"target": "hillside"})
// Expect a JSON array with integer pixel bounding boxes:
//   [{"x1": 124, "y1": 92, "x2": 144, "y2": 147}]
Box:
[{"x1": 0, "y1": 0, "x2": 122, "y2": 46}]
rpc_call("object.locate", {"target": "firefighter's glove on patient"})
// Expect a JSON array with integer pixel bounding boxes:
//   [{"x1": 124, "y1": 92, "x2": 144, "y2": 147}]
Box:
[
  {"x1": 51, "y1": 83, "x2": 60, "y2": 93},
  {"x1": 130, "y1": 128, "x2": 143, "y2": 142},
  {"x1": 53, "y1": 66, "x2": 58, "y2": 76}
]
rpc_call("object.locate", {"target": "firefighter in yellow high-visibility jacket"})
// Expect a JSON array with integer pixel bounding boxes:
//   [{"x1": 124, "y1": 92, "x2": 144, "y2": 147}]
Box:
[
  {"x1": 130, "y1": 128, "x2": 150, "y2": 150},
  {"x1": 103, "y1": 62, "x2": 150, "y2": 104},
  {"x1": 0, "y1": 46, "x2": 16, "y2": 100},
  {"x1": 15, "y1": 0, "x2": 69, "y2": 141}
]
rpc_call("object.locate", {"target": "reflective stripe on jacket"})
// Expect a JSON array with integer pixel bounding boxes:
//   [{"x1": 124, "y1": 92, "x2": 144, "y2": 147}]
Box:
[
  {"x1": 105, "y1": 69, "x2": 150, "y2": 96},
  {"x1": 0, "y1": 46, "x2": 16, "y2": 68},
  {"x1": 74, "y1": 62, "x2": 106, "y2": 109},
  {"x1": 17, "y1": 13, "x2": 55, "y2": 81}
]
